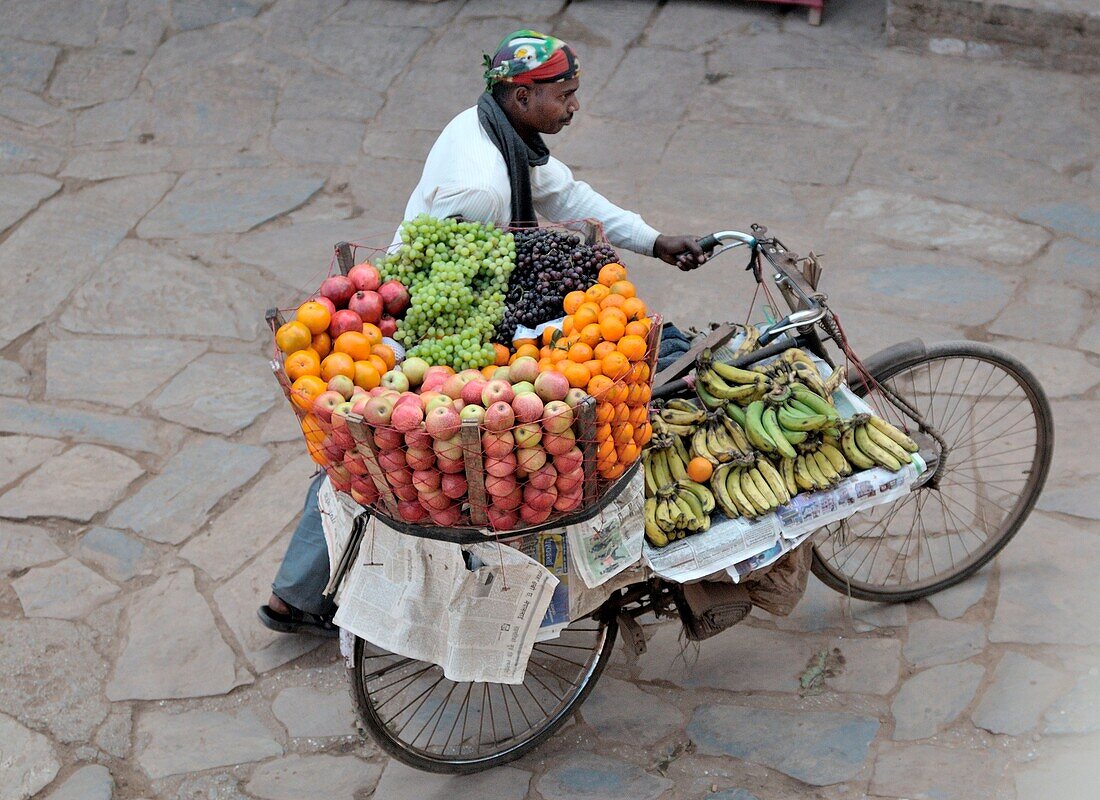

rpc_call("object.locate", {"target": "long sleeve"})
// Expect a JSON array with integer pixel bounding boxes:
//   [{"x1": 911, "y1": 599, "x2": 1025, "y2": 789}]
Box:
[{"x1": 531, "y1": 156, "x2": 660, "y2": 256}]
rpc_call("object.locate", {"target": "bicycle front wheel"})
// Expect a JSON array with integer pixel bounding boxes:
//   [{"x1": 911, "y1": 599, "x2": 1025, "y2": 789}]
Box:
[
  {"x1": 349, "y1": 613, "x2": 617, "y2": 774},
  {"x1": 811, "y1": 341, "x2": 1054, "y2": 602}
]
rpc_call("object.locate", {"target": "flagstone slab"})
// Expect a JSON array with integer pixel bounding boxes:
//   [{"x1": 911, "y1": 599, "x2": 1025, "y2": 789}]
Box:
[
  {"x1": 971, "y1": 652, "x2": 1066, "y2": 735},
  {"x1": 73, "y1": 97, "x2": 152, "y2": 145},
  {"x1": 276, "y1": 70, "x2": 383, "y2": 122},
  {"x1": 0, "y1": 522, "x2": 65, "y2": 572},
  {"x1": 135, "y1": 708, "x2": 282, "y2": 780},
  {"x1": 927, "y1": 569, "x2": 989, "y2": 620},
  {"x1": 0, "y1": 173, "x2": 174, "y2": 348},
  {"x1": 137, "y1": 169, "x2": 323, "y2": 238},
  {"x1": 58, "y1": 240, "x2": 266, "y2": 340},
  {"x1": 246, "y1": 754, "x2": 380, "y2": 800},
  {"x1": 49, "y1": 48, "x2": 146, "y2": 107},
  {"x1": 271, "y1": 119, "x2": 366, "y2": 165},
  {"x1": 1015, "y1": 744, "x2": 1096, "y2": 800},
  {"x1": 0, "y1": 38, "x2": 59, "y2": 92},
  {"x1": 2, "y1": 0, "x2": 102, "y2": 46},
  {"x1": 107, "y1": 568, "x2": 240, "y2": 700},
  {"x1": 988, "y1": 281, "x2": 1089, "y2": 346},
  {"x1": 592, "y1": 47, "x2": 706, "y2": 123},
  {"x1": 0, "y1": 435, "x2": 65, "y2": 491},
  {"x1": 271, "y1": 686, "x2": 356, "y2": 739},
  {"x1": 60, "y1": 147, "x2": 173, "y2": 180},
  {"x1": 992, "y1": 514, "x2": 1100, "y2": 645},
  {"x1": 0, "y1": 87, "x2": 64, "y2": 127},
  {"x1": 537, "y1": 752, "x2": 674, "y2": 800},
  {"x1": 373, "y1": 760, "x2": 531, "y2": 800},
  {"x1": 94, "y1": 704, "x2": 133, "y2": 759},
  {"x1": 826, "y1": 189, "x2": 1050, "y2": 264},
  {"x1": 0, "y1": 358, "x2": 30, "y2": 396},
  {"x1": 983, "y1": 339, "x2": 1097, "y2": 399},
  {"x1": 151, "y1": 352, "x2": 277, "y2": 434},
  {"x1": 307, "y1": 24, "x2": 431, "y2": 88},
  {"x1": 825, "y1": 638, "x2": 903, "y2": 696},
  {"x1": 0, "y1": 173, "x2": 60, "y2": 234},
  {"x1": 181, "y1": 459, "x2": 313, "y2": 581},
  {"x1": 232, "y1": 218, "x2": 373, "y2": 291},
  {"x1": 891, "y1": 662, "x2": 984, "y2": 740},
  {"x1": 0, "y1": 124, "x2": 64, "y2": 174},
  {"x1": 173, "y1": 0, "x2": 263, "y2": 30},
  {"x1": 902, "y1": 619, "x2": 986, "y2": 668},
  {"x1": 143, "y1": 25, "x2": 262, "y2": 86},
  {"x1": 0, "y1": 443, "x2": 144, "y2": 522},
  {"x1": 1045, "y1": 673, "x2": 1100, "y2": 735},
  {"x1": 46, "y1": 337, "x2": 206, "y2": 409},
  {"x1": 871, "y1": 742, "x2": 1006, "y2": 800},
  {"x1": 0, "y1": 398, "x2": 177, "y2": 455},
  {"x1": 1021, "y1": 201, "x2": 1100, "y2": 244},
  {"x1": 581, "y1": 676, "x2": 683, "y2": 745},
  {"x1": 42, "y1": 764, "x2": 113, "y2": 800},
  {"x1": 151, "y1": 64, "x2": 278, "y2": 148},
  {"x1": 0, "y1": 712, "x2": 60, "y2": 800},
  {"x1": 212, "y1": 537, "x2": 324, "y2": 672},
  {"x1": 13, "y1": 557, "x2": 120, "y2": 619},
  {"x1": 0, "y1": 619, "x2": 109, "y2": 743},
  {"x1": 106, "y1": 437, "x2": 270, "y2": 544},
  {"x1": 689, "y1": 704, "x2": 879, "y2": 786}
]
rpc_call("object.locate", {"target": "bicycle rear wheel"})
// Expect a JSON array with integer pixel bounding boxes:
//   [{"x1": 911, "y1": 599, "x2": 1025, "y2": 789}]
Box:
[
  {"x1": 811, "y1": 341, "x2": 1053, "y2": 602},
  {"x1": 349, "y1": 613, "x2": 617, "y2": 774}
]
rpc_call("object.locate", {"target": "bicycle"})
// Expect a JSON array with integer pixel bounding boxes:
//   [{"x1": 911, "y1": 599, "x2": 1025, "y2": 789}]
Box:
[{"x1": 347, "y1": 225, "x2": 1053, "y2": 773}]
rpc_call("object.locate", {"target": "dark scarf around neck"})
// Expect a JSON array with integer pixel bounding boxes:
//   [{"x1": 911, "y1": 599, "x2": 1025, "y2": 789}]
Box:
[{"x1": 477, "y1": 92, "x2": 549, "y2": 228}]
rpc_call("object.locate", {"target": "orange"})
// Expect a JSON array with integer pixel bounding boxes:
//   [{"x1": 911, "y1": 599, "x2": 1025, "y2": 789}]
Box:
[
  {"x1": 588, "y1": 375, "x2": 614, "y2": 399},
  {"x1": 598, "y1": 308, "x2": 627, "y2": 342},
  {"x1": 624, "y1": 319, "x2": 649, "y2": 338},
  {"x1": 561, "y1": 316, "x2": 574, "y2": 335},
  {"x1": 296, "y1": 301, "x2": 331, "y2": 335},
  {"x1": 687, "y1": 457, "x2": 714, "y2": 482},
  {"x1": 584, "y1": 359, "x2": 603, "y2": 378},
  {"x1": 607, "y1": 382, "x2": 630, "y2": 405},
  {"x1": 306, "y1": 438, "x2": 328, "y2": 466},
  {"x1": 598, "y1": 262, "x2": 627, "y2": 286},
  {"x1": 538, "y1": 357, "x2": 554, "y2": 372},
  {"x1": 599, "y1": 293, "x2": 626, "y2": 311},
  {"x1": 541, "y1": 326, "x2": 558, "y2": 347},
  {"x1": 352, "y1": 360, "x2": 381, "y2": 390},
  {"x1": 321, "y1": 352, "x2": 355, "y2": 381},
  {"x1": 595, "y1": 423, "x2": 612, "y2": 443},
  {"x1": 568, "y1": 342, "x2": 593, "y2": 363},
  {"x1": 597, "y1": 437, "x2": 616, "y2": 462},
  {"x1": 563, "y1": 290, "x2": 587, "y2": 315},
  {"x1": 311, "y1": 331, "x2": 332, "y2": 359},
  {"x1": 573, "y1": 303, "x2": 600, "y2": 330},
  {"x1": 368, "y1": 354, "x2": 388, "y2": 376},
  {"x1": 482, "y1": 364, "x2": 498, "y2": 379},
  {"x1": 613, "y1": 403, "x2": 630, "y2": 426},
  {"x1": 585, "y1": 284, "x2": 610, "y2": 304},
  {"x1": 275, "y1": 320, "x2": 312, "y2": 354},
  {"x1": 617, "y1": 334, "x2": 647, "y2": 362},
  {"x1": 609, "y1": 279, "x2": 635, "y2": 299},
  {"x1": 622, "y1": 297, "x2": 647, "y2": 322},
  {"x1": 362, "y1": 323, "x2": 383, "y2": 346},
  {"x1": 334, "y1": 331, "x2": 373, "y2": 361},
  {"x1": 593, "y1": 341, "x2": 617, "y2": 360},
  {"x1": 602, "y1": 351, "x2": 630, "y2": 380},
  {"x1": 514, "y1": 343, "x2": 540, "y2": 360},
  {"x1": 612, "y1": 421, "x2": 634, "y2": 445},
  {"x1": 285, "y1": 349, "x2": 321, "y2": 381},
  {"x1": 628, "y1": 404, "x2": 648, "y2": 428},
  {"x1": 550, "y1": 347, "x2": 569, "y2": 364},
  {"x1": 578, "y1": 323, "x2": 602, "y2": 348},
  {"x1": 600, "y1": 461, "x2": 627, "y2": 480},
  {"x1": 291, "y1": 374, "x2": 326, "y2": 411},
  {"x1": 629, "y1": 383, "x2": 651, "y2": 407},
  {"x1": 371, "y1": 344, "x2": 396, "y2": 371},
  {"x1": 562, "y1": 361, "x2": 591, "y2": 389},
  {"x1": 492, "y1": 343, "x2": 511, "y2": 366},
  {"x1": 617, "y1": 442, "x2": 639, "y2": 464},
  {"x1": 595, "y1": 402, "x2": 614, "y2": 424},
  {"x1": 634, "y1": 363, "x2": 651, "y2": 385},
  {"x1": 301, "y1": 413, "x2": 326, "y2": 444},
  {"x1": 514, "y1": 337, "x2": 537, "y2": 348},
  {"x1": 633, "y1": 421, "x2": 652, "y2": 447}
]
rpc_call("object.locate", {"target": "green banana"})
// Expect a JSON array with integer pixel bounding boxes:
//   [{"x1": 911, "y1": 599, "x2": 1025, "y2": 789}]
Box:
[
  {"x1": 678, "y1": 479, "x2": 715, "y2": 515},
  {"x1": 840, "y1": 427, "x2": 876, "y2": 470},
  {"x1": 781, "y1": 427, "x2": 809, "y2": 446},
  {"x1": 745, "y1": 400, "x2": 778, "y2": 454},
  {"x1": 724, "y1": 402, "x2": 748, "y2": 428},
  {"x1": 695, "y1": 379, "x2": 725, "y2": 410},
  {"x1": 700, "y1": 369, "x2": 760, "y2": 402},
  {"x1": 777, "y1": 403, "x2": 829, "y2": 432},
  {"x1": 867, "y1": 415, "x2": 920, "y2": 454},
  {"x1": 855, "y1": 424, "x2": 902, "y2": 471},
  {"x1": 790, "y1": 383, "x2": 840, "y2": 421},
  {"x1": 762, "y1": 406, "x2": 798, "y2": 459}
]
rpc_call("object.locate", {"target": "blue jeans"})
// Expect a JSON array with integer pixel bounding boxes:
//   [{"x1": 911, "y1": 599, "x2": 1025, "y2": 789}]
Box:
[{"x1": 272, "y1": 472, "x2": 336, "y2": 617}]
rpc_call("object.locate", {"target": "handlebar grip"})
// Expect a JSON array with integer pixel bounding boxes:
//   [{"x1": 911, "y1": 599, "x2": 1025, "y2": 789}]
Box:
[{"x1": 697, "y1": 234, "x2": 720, "y2": 254}]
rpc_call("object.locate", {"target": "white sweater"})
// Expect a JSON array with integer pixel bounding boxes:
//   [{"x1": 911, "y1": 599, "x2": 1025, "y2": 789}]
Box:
[{"x1": 398, "y1": 107, "x2": 660, "y2": 254}]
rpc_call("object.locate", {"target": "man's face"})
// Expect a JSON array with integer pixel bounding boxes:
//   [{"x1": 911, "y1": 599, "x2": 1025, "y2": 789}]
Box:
[{"x1": 519, "y1": 78, "x2": 580, "y2": 135}]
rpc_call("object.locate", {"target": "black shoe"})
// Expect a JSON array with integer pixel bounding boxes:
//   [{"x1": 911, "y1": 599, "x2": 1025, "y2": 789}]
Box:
[{"x1": 257, "y1": 603, "x2": 339, "y2": 638}]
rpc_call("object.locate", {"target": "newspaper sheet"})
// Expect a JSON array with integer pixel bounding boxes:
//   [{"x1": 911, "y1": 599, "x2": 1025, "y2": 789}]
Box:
[
  {"x1": 333, "y1": 520, "x2": 558, "y2": 684},
  {"x1": 566, "y1": 470, "x2": 646, "y2": 589},
  {"x1": 502, "y1": 531, "x2": 570, "y2": 642},
  {"x1": 317, "y1": 476, "x2": 362, "y2": 582}
]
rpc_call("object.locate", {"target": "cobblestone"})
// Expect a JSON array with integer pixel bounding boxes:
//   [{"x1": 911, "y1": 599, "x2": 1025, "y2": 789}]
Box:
[
  {"x1": 245, "y1": 754, "x2": 381, "y2": 800},
  {"x1": 891, "y1": 662, "x2": 985, "y2": 740},
  {"x1": 42, "y1": 764, "x2": 114, "y2": 800},
  {"x1": 135, "y1": 708, "x2": 282, "y2": 780},
  {"x1": 971, "y1": 652, "x2": 1066, "y2": 735},
  {"x1": 151, "y1": 352, "x2": 278, "y2": 434},
  {"x1": 0, "y1": 711, "x2": 60, "y2": 800},
  {"x1": 537, "y1": 753, "x2": 673, "y2": 800},
  {"x1": 12, "y1": 557, "x2": 120, "y2": 620}
]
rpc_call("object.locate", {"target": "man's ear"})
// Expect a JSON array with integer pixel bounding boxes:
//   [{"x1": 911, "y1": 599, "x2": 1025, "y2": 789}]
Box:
[{"x1": 514, "y1": 85, "x2": 530, "y2": 107}]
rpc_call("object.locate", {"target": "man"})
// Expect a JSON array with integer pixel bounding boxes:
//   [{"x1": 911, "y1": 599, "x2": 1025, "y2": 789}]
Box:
[{"x1": 259, "y1": 29, "x2": 707, "y2": 637}]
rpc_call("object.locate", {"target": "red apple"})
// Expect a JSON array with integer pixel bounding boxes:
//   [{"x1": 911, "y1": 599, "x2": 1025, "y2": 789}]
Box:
[
  {"x1": 382, "y1": 370, "x2": 410, "y2": 393},
  {"x1": 348, "y1": 290, "x2": 383, "y2": 325},
  {"x1": 329, "y1": 309, "x2": 364, "y2": 339},
  {"x1": 312, "y1": 390, "x2": 344, "y2": 423},
  {"x1": 378, "y1": 280, "x2": 410, "y2": 316},
  {"x1": 320, "y1": 275, "x2": 355, "y2": 308},
  {"x1": 348, "y1": 262, "x2": 381, "y2": 292}
]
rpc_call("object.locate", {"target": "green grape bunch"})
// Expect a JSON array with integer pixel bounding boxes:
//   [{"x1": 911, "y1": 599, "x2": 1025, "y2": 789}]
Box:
[{"x1": 378, "y1": 215, "x2": 516, "y2": 371}]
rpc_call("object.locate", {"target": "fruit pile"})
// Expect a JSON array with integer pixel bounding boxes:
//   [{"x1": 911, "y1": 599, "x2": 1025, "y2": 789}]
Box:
[
  {"x1": 642, "y1": 344, "x2": 920, "y2": 547},
  {"x1": 379, "y1": 215, "x2": 516, "y2": 371},
  {"x1": 528, "y1": 261, "x2": 656, "y2": 481},
  {"x1": 495, "y1": 227, "x2": 621, "y2": 342}
]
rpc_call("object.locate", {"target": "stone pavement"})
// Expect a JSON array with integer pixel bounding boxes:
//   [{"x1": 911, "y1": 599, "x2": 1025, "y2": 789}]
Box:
[{"x1": 0, "y1": 1, "x2": 1097, "y2": 798}]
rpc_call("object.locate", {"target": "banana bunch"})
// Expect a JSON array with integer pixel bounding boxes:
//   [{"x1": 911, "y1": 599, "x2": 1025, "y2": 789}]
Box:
[
  {"x1": 644, "y1": 481, "x2": 715, "y2": 547},
  {"x1": 643, "y1": 432, "x2": 692, "y2": 492},
  {"x1": 694, "y1": 349, "x2": 768, "y2": 410},
  {"x1": 779, "y1": 437, "x2": 852, "y2": 493},
  {"x1": 743, "y1": 383, "x2": 842, "y2": 460},
  {"x1": 656, "y1": 399, "x2": 708, "y2": 436},
  {"x1": 839, "y1": 414, "x2": 919, "y2": 472},
  {"x1": 711, "y1": 457, "x2": 791, "y2": 518},
  {"x1": 689, "y1": 411, "x2": 755, "y2": 465}
]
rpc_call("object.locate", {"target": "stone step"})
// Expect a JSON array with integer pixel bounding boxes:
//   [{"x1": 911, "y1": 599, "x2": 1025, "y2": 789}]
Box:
[{"x1": 887, "y1": 0, "x2": 1100, "y2": 73}]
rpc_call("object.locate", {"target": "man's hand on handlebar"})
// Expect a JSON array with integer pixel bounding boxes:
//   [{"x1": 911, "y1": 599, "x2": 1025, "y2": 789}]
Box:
[{"x1": 653, "y1": 234, "x2": 708, "y2": 271}]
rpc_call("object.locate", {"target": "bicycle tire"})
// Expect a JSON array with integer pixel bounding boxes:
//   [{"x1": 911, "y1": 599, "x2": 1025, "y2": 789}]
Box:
[
  {"x1": 811, "y1": 341, "x2": 1054, "y2": 602},
  {"x1": 349, "y1": 612, "x2": 618, "y2": 774}
]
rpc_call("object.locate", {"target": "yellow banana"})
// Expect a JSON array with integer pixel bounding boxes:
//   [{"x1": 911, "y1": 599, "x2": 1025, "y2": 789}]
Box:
[
  {"x1": 644, "y1": 498, "x2": 668, "y2": 547},
  {"x1": 780, "y1": 456, "x2": 799, "y2": 497},
  {"x1": 840, "y1": 427, "x2": 876, "y2": 470},
  {"x1": 739, "y1": 469, "x2": 773, "y2": 515},
  {"x1": 867, "y1": 415, "x2": 920, "y2": 455},
  {"x1": 819, "y1": 442, "x2": 852, "y2": 477},
  {"x1": 855, "y1": 424, "x2": 902, "y2": 471},
  {"x1": 748, "y1": 467, "x2": 780, "y2": 509},
  {"x1": 756, "y1": 458, "x2": 791, "y2": 505}
]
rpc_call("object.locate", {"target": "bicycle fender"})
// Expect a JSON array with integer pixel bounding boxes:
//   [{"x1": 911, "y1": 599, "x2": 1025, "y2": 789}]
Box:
[{"x1": 847, "y1": 338, "x2": 926, "y2": 385}]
